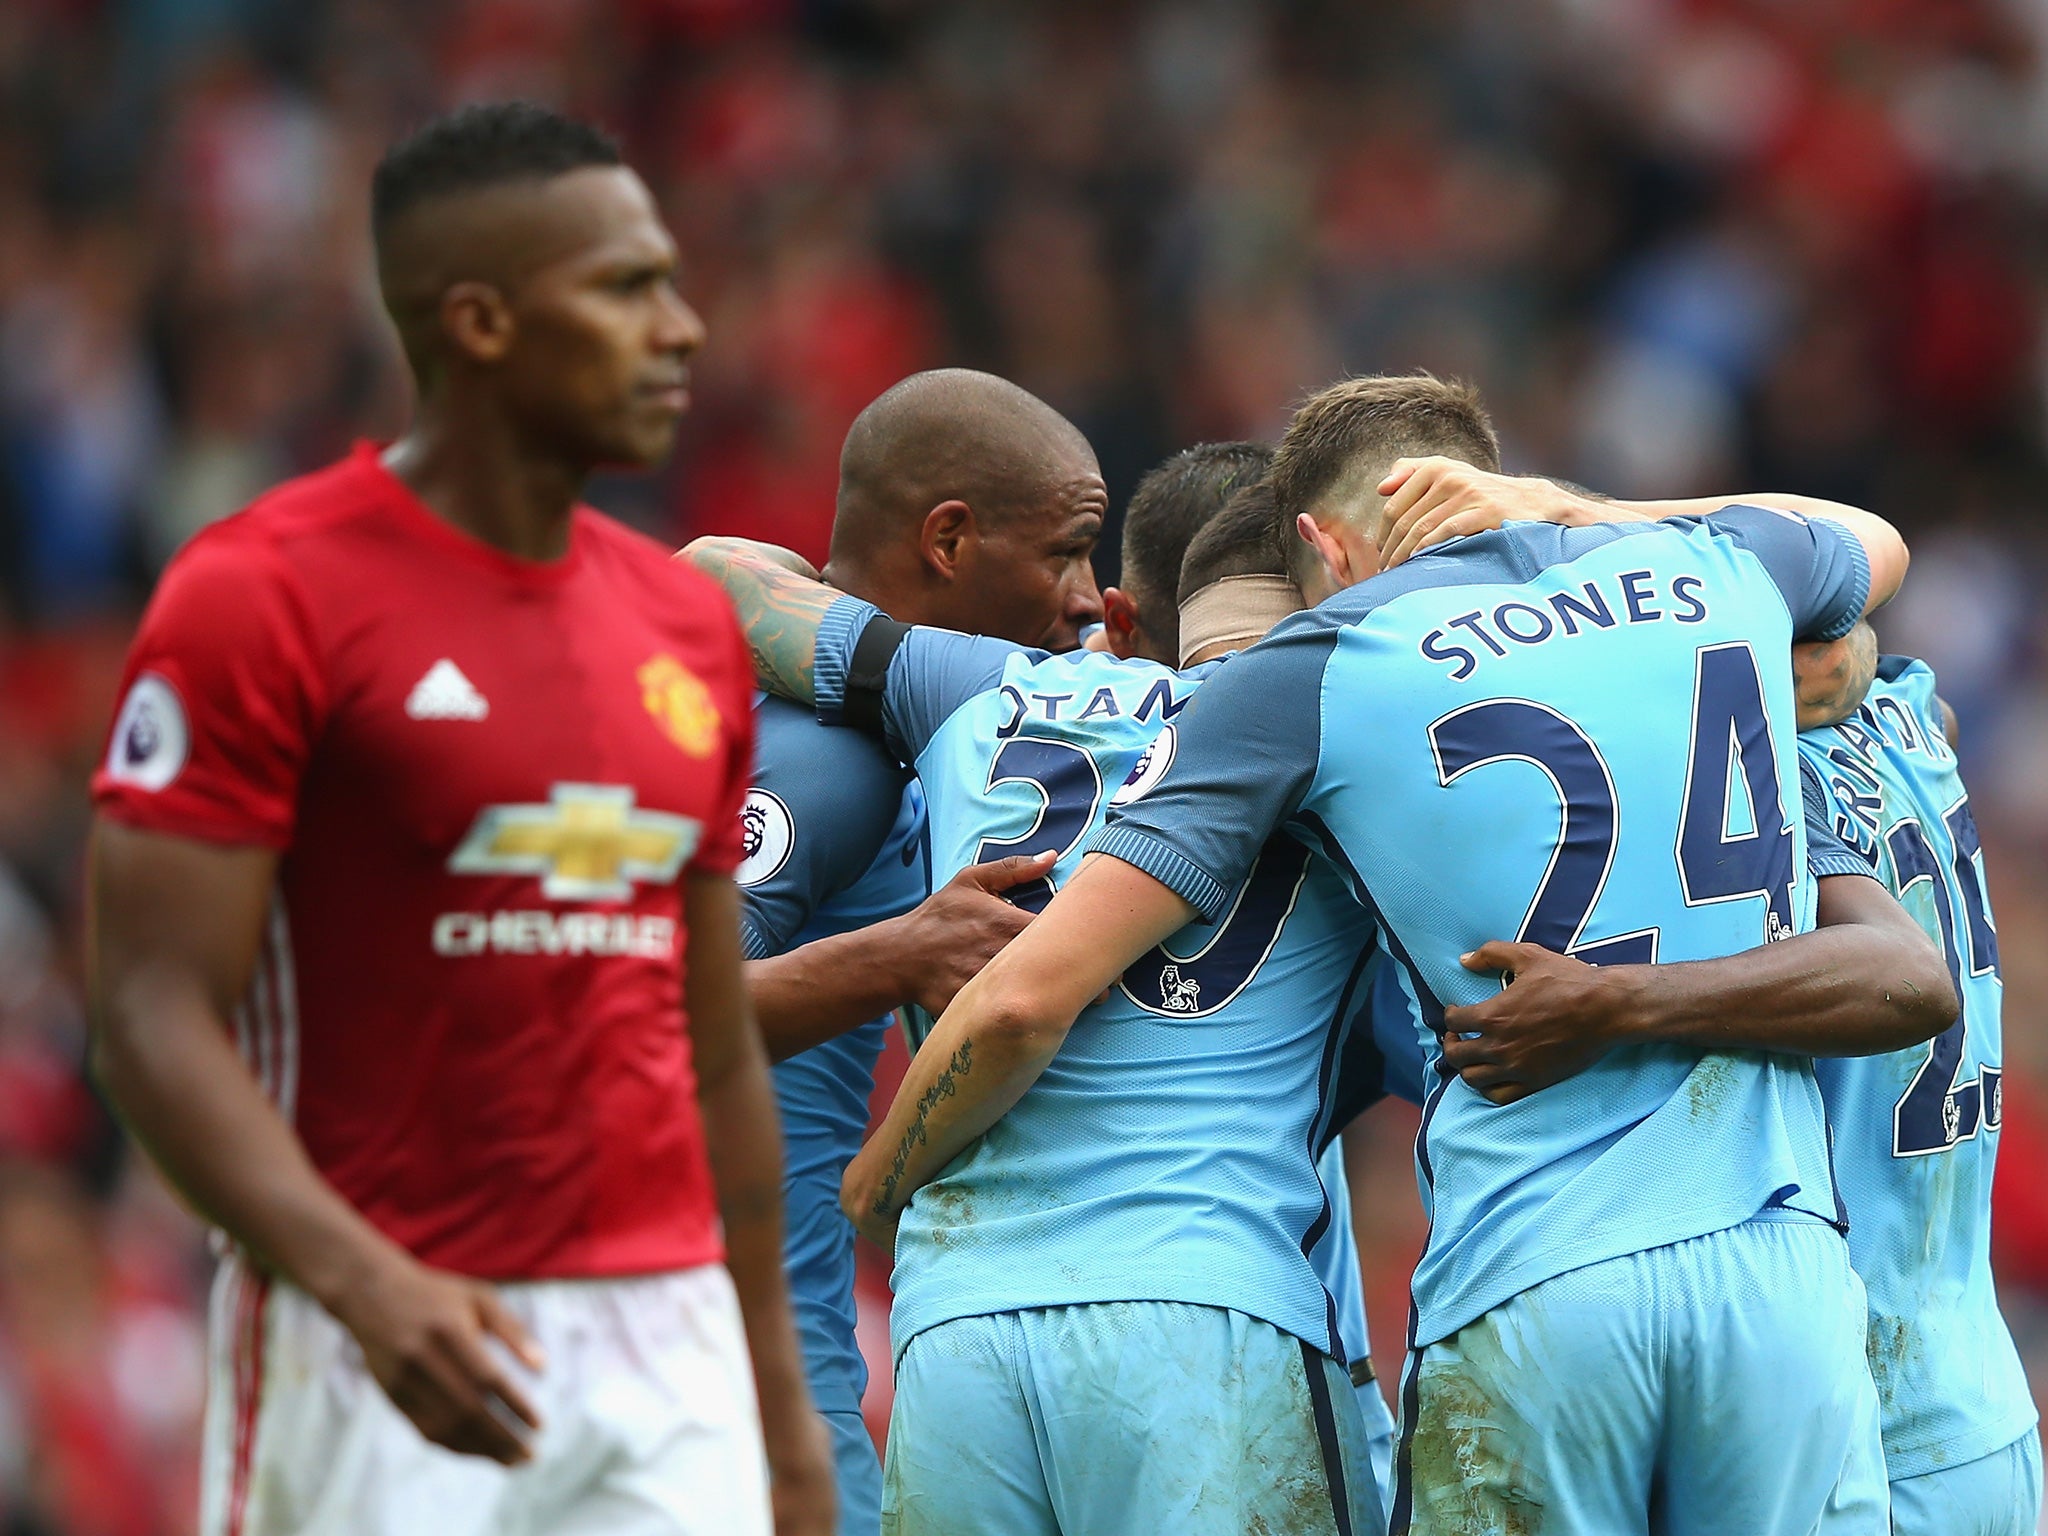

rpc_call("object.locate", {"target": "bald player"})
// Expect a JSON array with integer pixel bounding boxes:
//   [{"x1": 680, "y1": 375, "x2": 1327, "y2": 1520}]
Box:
[
  {"x1": 720, "y1": 369, "x2": 1103, "y2": 1536},
  {"x1": 87, "y1": 104, "x2": 829, "y2": 1536}
]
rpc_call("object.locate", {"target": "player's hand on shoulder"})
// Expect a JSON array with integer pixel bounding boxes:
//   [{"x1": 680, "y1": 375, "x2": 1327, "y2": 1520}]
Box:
[
  {"x1": 328, "y1": 1251, "x2": 544, "y2": 1466},
  {"x1": 1438, "y1": 940, "x2": 1637, "y2": 1105},
  {"x1": 1378, "y1": 457, "x2": 1604, "y2": 569},
  {"x1": 766, "y1": 1406, "x2": 837, "y2": 1536},
  {"x1": 896, "y1": 850, "x2": 1056, "y2": 1016}
]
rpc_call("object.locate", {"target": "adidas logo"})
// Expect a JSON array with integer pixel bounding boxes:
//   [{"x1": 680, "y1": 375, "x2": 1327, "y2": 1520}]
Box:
[{"x1": 405, "y1": 660, "x2": 489, "y2": 721}]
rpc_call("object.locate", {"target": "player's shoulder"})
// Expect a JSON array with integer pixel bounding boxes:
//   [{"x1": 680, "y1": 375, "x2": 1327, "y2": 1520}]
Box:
[
  {"x1": 1810, "y1": 653, "x2": 1940, "y2": 745},
  {"x1": 582, "y1": 514, "x2": 740, "y2": 620},
  {"x1": 751, "y1": 696, "x2": 905, "y2": 835},
  {"x1": 1000, "y1": 648, "x2": 1202, "y2": 734},
  {"x1": 1007, "y1": 646, "x2": 1172, "y2": 690},
  {"x1": 1870, "y1": 651, "x2": 1938, "y2": 703},
  {"x1": 577, "y1": 504, "x2": 690, "y2": 569},
  {"x1": 1321, "y1": 508, "x2": 1822, "y2": 628},
  {"x1": 579, "y1": 516, "x2": 752, "y2": 679},
  {"x1": 141, "y1": 455, "x2": 405, "y2": 649},
  {"x1": 755, "y1": 690, "x2": 897, "y2": 773},
  {"x1": 163, "y1": 448, "x2": 391, "y2": 584}
]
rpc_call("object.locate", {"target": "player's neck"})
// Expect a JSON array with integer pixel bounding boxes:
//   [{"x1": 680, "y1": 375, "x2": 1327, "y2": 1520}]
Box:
[
  {"x1": 821, "y1": 555, "x2": 921, "y2": 624},
  {"x1": 384, "y1": 413, "x2": 585, "y2": 564}
]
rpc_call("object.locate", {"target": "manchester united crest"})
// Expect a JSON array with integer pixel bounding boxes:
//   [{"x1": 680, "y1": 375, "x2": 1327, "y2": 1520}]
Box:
[{"x1": 637, "y1": 654, "x2": 722, "y2": 759}]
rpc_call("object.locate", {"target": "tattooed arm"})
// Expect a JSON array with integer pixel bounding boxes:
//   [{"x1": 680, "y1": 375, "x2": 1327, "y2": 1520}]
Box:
[
  {"x1": 680, "y1": 538, "x2": 842, "y2": 705},
  {"x1": 840, "y1": 852, "x2": 1195, "y2": 1248},
  {"x1": 1794, "y1": 619, "x2": 1879, "y2": 731}
]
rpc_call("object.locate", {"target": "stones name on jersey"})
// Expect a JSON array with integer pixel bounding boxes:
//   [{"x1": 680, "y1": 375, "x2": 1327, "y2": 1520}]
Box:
[{"x1": 1419, "y1": 566, "x2": 1711, "y2": 681}]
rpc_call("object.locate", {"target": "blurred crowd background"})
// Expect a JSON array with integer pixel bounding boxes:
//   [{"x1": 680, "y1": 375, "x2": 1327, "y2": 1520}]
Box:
[{"x1": 4, "y1": 0, "x2": 2048, "y2": 1529}]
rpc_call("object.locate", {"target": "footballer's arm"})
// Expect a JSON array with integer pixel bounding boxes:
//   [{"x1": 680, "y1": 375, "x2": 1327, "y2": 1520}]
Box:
[
  {"x1": 1375, "y1": 458, "x2": 1910, "y2": 607},
  {"x1": 749, "y1": 852, "x2": 1053, "y2": 1062},
  {"x1": 840, "y1": 853, "x2": 1194, "y2": 1246},
  {"x1": 1438, "y1": 872, "x2": 1957, "y2": 1104},
  {"x1": 691, "y1": 539, "x2": 1062, "y2": 1059},
  {"x1": 681, "y1": 538, "x2": 841, "y2": 706},
  {"x1": 682, "y1": 873, "x2": 834, "y2": 1533},
  {"x1": 87, "y1": 820, "x2": 544, "y2": 1464}
]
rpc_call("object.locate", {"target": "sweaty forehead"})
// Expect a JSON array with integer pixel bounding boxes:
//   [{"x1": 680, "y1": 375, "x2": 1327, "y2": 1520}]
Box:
[{"x1": 385, "y1": 165, "x2": 668, "y2": 297}]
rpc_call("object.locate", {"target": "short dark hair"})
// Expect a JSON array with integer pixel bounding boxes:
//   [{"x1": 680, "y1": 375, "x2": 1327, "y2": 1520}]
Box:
[
  {"x1": 372, "y1": 102, "x2": 622, "y2": 242},
  {"x1": 1119, "y1": 441, "x2": 1273, "y2": 653},
  {"x1": 1270, "y1": 372, "x2": 1499, "y2": 522},
  {"x1": 1178, "y1": 480, "x2": 1291, "y2": 603}
]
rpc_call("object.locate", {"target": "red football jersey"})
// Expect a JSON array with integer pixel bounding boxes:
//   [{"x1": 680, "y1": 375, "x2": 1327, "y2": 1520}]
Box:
[{"x1": 93, "y1": 444, "x2": 755, "y2": 1280}]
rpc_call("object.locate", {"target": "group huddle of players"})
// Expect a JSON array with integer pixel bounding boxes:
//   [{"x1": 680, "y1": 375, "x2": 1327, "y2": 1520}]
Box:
[{"x1": 80, "y1": 100, "x2": 2038, "y2": 1536}]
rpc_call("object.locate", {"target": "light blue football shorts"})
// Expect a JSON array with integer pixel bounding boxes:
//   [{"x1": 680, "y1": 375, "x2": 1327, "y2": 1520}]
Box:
[
  {"x1": 1393, "y1": 1211, "x2": 1888, "y2": 1536},
  {"x1": 1887, "y1": 1426, "x2": 2041, "y2": 1536},
  {"x1": 884, "y1": 1299, "x2": 1385, "y2": 1536}
]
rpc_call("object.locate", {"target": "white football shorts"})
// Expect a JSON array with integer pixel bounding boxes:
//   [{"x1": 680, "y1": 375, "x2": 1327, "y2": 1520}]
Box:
[{"x1": 198, "y1": 1251, "x2": 771, "y2": 1536}]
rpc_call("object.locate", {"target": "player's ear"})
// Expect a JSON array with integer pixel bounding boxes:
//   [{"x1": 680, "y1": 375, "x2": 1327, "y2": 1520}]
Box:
[
  {"x1": 1297, "y1": 513, "x2": 1357, "y2": 594},
  {"x1": 920, "y1": 500, "x2": 974, "y2": 580},
  {"x1": 441, "y1": 280, "x2": 516, "y2": 365},
  {"x1": 1101, "y1": 588, "x2": 1142, "y2": 660}
]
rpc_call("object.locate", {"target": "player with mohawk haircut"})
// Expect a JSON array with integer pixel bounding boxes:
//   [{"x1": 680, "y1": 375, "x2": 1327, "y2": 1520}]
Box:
[{"x1": 88, "y1": 102, "x2": 830, "y2": 1536}]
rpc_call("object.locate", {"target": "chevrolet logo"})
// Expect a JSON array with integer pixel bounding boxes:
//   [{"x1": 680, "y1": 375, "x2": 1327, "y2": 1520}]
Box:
[{"x1": 448, "y1": 784, "x2": 701, "y2": 901}]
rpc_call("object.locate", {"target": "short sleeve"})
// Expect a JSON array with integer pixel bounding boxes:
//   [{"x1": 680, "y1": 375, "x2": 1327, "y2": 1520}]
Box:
[
  {"x1": 1089, "y1": 617, "x2": 1337, "y2": 920},
  {"x1": 738, "y1": 696, "x2": 910, "y2": 959},
  {"x1": 92, "y1": 531, "x2": 324, "y2": 848},
  {"x1": 1687, "y1": 505, "x2": 1870, "y2": 642},
  {"x1": 815, "y1": 594, "x2": 1040, "y2": 764},
  {"x1": 1798, "y1": 752, "x2": 1880, "y2": 882},
  {"x1": 689, "y1": 607, "x2": 762, "y2": 876}
]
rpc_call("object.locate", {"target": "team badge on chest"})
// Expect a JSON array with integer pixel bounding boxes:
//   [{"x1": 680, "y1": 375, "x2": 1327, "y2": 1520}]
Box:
[{"x1": 638, "y1": 654, "x2": 722, "y2": 758}]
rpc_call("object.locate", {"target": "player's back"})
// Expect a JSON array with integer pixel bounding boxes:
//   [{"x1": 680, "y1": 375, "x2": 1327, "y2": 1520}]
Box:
[
  {"x1": 1104, "y1": 509, "x2": 1869, "y2": 1347},
  {"x1": 894, "y1": 646, "x2": 1383, "y2": 1363},
  {"x1": 1800, "y1": 657, "x2": 2037, "y2": 1477},
  {"x1": 741, "y1": 693, "x2": 926, "y2": 1421}
]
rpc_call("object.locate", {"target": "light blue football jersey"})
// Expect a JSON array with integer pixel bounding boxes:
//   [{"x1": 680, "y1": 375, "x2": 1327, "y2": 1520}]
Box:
[
  {"x1": 813, "y1": 601, "x2": 1410, "y2": 1364},
  {"x1": 742, "y1": 695, "x2": 927, "y2": 1420},
  {"x1": 1095, "y1": 507, "x2": 1872, "y2": 1346},
  {"x1": 1799, "y1": 656, "x2": 2037, "y2": 1478}
]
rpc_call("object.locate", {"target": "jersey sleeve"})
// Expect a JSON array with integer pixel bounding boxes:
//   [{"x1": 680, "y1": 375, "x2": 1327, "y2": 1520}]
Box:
[
  {"x1": 1089, "y1": 617, "x2": 1337, "y2": 921},
  {"x1": 814, "y1": 594, "x2": 1041, "y2": 764},
  {"x1": 1798, "y1": 751, "x2": 1881, "y2": 882},
  {"x1": 91, "y1": 530, "x2": 325, "y2": 849},
  {"x1": 738, "y1": 696, "x2": 910, "y2": 959},
  {"x1": 689, "y1": 608, "x2": 762, "y2": 876},
  {"x1": 1685, "y1": 505, "x2": 1871, "y2": 642}
]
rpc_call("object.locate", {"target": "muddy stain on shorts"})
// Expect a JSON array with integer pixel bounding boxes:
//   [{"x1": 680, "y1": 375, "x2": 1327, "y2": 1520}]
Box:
[{"x1": 1409, "y1": 1316, "x2": 1545, "y2": 1536}]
